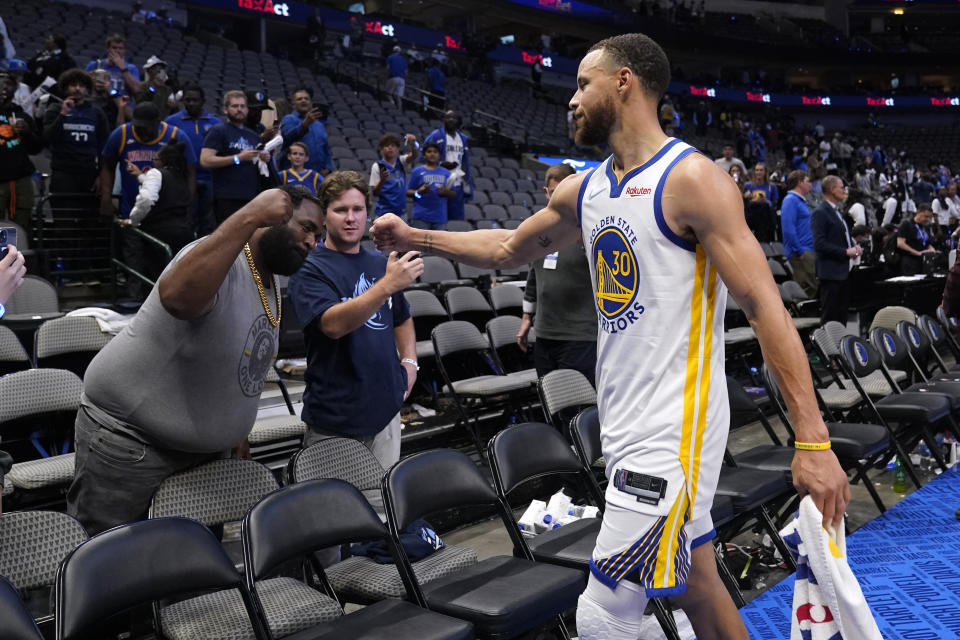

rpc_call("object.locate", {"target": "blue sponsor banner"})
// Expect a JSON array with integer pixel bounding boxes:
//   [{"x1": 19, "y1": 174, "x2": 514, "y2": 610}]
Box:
[{"x1": 671, "y1": 81, "x2": 960, "y2": 109}]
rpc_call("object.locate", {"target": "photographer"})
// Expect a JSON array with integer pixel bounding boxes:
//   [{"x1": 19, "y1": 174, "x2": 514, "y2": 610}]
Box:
[
  {"x1": 279, "y1": 87, "x2": 332, "y2": 177},
  {"x1": 370, "y1": 132, "x2": 418, "y2": 217}
]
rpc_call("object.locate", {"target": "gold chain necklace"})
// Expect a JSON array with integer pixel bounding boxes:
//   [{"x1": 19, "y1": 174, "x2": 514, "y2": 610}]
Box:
[{"x1": 243, "y1": 243, "x2": 281, "y2": 327}]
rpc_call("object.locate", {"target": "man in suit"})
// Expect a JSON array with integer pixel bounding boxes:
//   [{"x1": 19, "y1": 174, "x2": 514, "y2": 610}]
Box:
[{"x1": 811, "y1": 175, "x2": 862, "y2": 325}]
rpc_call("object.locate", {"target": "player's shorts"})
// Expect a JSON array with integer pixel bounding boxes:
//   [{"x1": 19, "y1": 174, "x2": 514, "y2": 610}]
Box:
[{"x1": 589, "y1": 478, "x2": 717, "y2": 598}]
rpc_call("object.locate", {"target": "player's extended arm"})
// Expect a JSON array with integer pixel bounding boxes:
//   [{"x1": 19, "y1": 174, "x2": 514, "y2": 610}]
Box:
[
  {"x1": 665, "y1": 153, "x2": 850, "y2": 528},
  {"x1": 372, "y1": 172, "x2": 584, "y2": 269}
]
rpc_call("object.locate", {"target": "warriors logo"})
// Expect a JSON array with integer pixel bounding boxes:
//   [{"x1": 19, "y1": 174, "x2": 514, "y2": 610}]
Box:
[{"x1": 593, "y1": 227, "x2": 638, "y2": 319}]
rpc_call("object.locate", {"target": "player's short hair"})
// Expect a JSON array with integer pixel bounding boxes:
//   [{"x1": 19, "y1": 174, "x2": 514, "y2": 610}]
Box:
[
  {"x1": 180, "y1": 82, "x2": 205, "y2": 100},
  {"x1": 105, "y1": 33, "x2": 125, "y2": 48},
  {"x1": 821, "y1": 175, "x2": 843, "y2": 193},
  {"x1": 379, "y1": 132, "x2": 401, "y2": 149},
  {"x1": 917, "y1": 201, "x2": 933, "y2": 213},
  {"x1": 291, "y1": 86, "x2": 313, "y2": 99},
  {"x1": 222, "y1": 90, "x2": 246, "y2": 108},
  {"x1": 544, "y1": 162, "x2": 575, "y2": 187},
  {"x1": 317, "y1": 171, "x2": 370, "y2": 214},
  {"x1": 279, "y1": 183, "x2": 322, "y2": 209},
  {"x1": 58, "y1": 68, "x2": 92, "y2": 92},
  {"x1": 287, "y1": 141, "x2": 309, "y2": 154},
  {"x1": 422, "y1": 141, "x2": 441, "y2": 153},
  {"x1": 587, "y1": 33, "x2": 670, "y2": 100},
  {"x1": 785, "y1": 170, "x2": 808, "y2": 191}
]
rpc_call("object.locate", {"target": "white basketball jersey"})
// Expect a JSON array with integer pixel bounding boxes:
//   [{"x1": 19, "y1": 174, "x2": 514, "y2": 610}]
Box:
[{"x1": 578, "y1": 138, "x2": 730, "y2": 523}]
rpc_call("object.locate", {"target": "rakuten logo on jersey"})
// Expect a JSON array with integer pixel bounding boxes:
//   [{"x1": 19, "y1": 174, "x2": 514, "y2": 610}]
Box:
[
  {"x1": 625, "y1": 186, "x2": 652, "y2": 198},
  {"x1": 237, "y1": 0, "x2": 289, "y2": 16}
]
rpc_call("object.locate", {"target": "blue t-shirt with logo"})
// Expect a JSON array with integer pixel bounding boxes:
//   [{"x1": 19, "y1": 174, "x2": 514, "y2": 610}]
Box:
[
  {"x1": 202, "y1": 121, "x2": 261, "y2": 200},
  {"x1": 407, "y1": 164, "x2": 450, "y2": 223},
  {"x1": 165, "y1": 109, "x2": 220, "y2": 182},
  {"x1": 374, "y1": 157, "x2": 409, "y2": 217},
  {"x1": 288, "y1": 245, "x2": 411, "y2": 437},
  {"x1": 84, "y1": 59, "x2": 140, "y2": 97},
  {"x1": 102, "y1": 122, "x2": 196, "y2": 218}
]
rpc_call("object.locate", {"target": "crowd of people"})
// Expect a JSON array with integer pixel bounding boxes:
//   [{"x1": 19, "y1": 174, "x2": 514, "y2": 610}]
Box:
[{"x1": 0, "y1": 31, "x2": 484, "y2": 298}]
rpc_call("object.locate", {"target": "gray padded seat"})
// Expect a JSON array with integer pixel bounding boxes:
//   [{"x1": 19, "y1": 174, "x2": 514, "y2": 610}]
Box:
[
  {"x1": 160, "y1": 578, "x2": 342, "y2": 640},
  {"x1": 0, "y1": 324, "x2": 30, "y2": 373},
  {"x1": 817, "y1": 387, "x2": 863, "y2": 411},
  {"x1": 248, "y1": 414, "x2": 306, "y2": 445},
  {"x1": 3, "y1": 275, "x2": 62, "y2": 323},
  {"x1": 2, "y1": 476, "x2": 11, "y2": 496},
  {"x1": 724, "y1": 326, "x2": 756, "y2": 346},
  {"x1": 6, "y1": 453, "x2": 75, "y2": 490},
  {"x1": 325, "y1": 545, "x2": 478, "y2": 601},
  {"x1": 443, "y1": 374, "x2": 533, "y2": 395},
  {"x1": 289, "y1": 437, "x2": 385, "y2": 515},
  {"x1": 538, "y1": 369, "x2": 596, "y2": 421},
  {"x1": 35, "y1": 315, "x2": 113, "y2": 369},
  {"x1": 285, "y1": 598, "x2": 473, "y2": 640},
  {"x1": 524, "y1": 517, "x2": 601, "y2": 568}
]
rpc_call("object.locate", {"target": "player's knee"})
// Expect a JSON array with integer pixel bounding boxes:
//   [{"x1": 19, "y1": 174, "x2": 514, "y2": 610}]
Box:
[{"x1": 576, "y1": 575, "x2": 647, "y2": 640}]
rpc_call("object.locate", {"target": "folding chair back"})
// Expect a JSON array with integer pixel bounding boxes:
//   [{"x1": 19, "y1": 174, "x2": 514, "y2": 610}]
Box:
[
  {"x1": 0, "y1": 511, "x2": 88, "y2": 592},
  {"x1": 287, "y1": 437, "x2": 384, "y2": 491},
  {"x1": 35, "y1": 316, "x2": 113, "y2": 377},
  {"x1": 404, "y1": 290, "x2": 448, "y2": 342},
  {"x1": 485, "y1": 316, "x2": 534, "y2": 374},
  {"x1": 488, "y1": 285, "x2": 523, "y2": 317},
  {"x1": 538, "y1": 369, "x2": 597, "y2": 429},
  {"x1": 444, "y1": 286, "x2": 494, "y2": 331},
  {"x1": 0, "y1": 369, "x2": 82, "y2": 425},
  {"x1": 569, "y1": 406, "x2": 603, "y2": 469},
  {"x1": 244, "y1": 479, "x2": 389, "y2": 582},
  {"x1": 5, "y1": 277, "x2": 58, "y2": 315},
  {"x1": 0, "y1": 325, "x2": 30, "y2": 375},
  {"x1": 421, "y1": 256, "x2": 460, "y2": 284},
  {"x1": 431, "y1": 320, "x2": 500, "y2": 380},
  {"x1": 149, "y1": 458, "x2": 279, "y2": 527},
  {"x1": 917, "y1": 314, "x2": 955, "y2": 363},
  {"x1": 384, "y1": 448, "x2": 499, "y2": 531},
  {"x1": 896, "y1": 320, "x2": 934, "y2": 371},
  {"x1": 869, "y1": 305, "x2": 916, "y2": 333},
  {"x1": 869, "y1": 327, "x2": 914, "y2": 374},
  {"x1": 837, "y1": 335, "x2": 885, "y2": 380},
  {"x1": 0, "y1": 577, "x2": 43, "y2": 640},
  {"x1": 56, "y1": 518, "x2": 265, "y2": 640}
]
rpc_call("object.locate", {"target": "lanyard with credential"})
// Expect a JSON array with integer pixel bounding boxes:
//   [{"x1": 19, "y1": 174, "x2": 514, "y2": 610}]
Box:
[{"x1": 916, "y1": 223, "x2": 929, "y2": 247}]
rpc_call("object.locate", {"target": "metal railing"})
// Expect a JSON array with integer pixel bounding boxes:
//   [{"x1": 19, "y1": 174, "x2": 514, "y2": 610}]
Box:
[{"x1": 110, "y1": 222, "x2": 172, "y2": 300}]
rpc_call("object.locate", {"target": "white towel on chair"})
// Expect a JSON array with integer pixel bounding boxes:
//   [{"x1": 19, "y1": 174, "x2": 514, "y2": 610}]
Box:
[{"x1": 780, "y1": 496, "x2": 882, "y2": 640}]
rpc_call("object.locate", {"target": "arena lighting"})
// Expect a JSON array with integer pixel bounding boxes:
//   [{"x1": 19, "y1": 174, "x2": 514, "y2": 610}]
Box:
[{"x1": 892, "y1": 7, "x2": 905, "y2": 14}]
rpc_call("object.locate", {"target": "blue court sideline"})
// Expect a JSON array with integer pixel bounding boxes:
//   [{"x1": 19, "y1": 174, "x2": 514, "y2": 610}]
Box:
[{"x1": 740, "y1": 467, "x2": 960, "y2": 639}]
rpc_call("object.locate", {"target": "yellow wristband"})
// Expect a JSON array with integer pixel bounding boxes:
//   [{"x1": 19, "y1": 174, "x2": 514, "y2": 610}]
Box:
[{"x1": 794, "y1": 441, "x2": 831, "y2": 451}]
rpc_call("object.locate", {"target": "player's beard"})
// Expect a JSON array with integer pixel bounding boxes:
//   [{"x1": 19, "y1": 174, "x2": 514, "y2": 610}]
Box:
[
  {"x1": 258, "y1": 224, "x2": 309, "y2": 276},
  {"x1": 575, "y1": 94, "x2": 615, "y2": 147}
]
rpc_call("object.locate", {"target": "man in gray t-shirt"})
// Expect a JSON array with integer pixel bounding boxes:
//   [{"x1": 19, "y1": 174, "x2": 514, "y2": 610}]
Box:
[
  {"x1": 516, "y1": 163, "x2": 597, "y2": 385},
  {"x1": 67, "y1": 186, "x2": 323, "y2": 535}
]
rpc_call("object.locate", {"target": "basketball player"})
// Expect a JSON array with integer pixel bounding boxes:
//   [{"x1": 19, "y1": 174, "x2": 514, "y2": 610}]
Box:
[{"x1": 372, "y1": 33, "x2": 848, "y2": 640}]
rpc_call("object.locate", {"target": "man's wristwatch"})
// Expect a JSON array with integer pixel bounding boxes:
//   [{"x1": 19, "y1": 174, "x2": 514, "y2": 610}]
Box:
[{"x1": 401, "y1": 358, "x2": 419, "y2": 371}]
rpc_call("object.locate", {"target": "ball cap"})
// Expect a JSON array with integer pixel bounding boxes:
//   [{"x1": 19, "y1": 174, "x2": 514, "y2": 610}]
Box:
[{"x1": 143, "y1": 55, "x2": 167, "y2": 70}]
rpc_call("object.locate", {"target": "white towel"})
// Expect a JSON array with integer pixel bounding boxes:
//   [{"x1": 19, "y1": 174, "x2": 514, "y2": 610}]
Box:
[{"x1": 780, "y1": 496, "x2": 882, "y2": 640}]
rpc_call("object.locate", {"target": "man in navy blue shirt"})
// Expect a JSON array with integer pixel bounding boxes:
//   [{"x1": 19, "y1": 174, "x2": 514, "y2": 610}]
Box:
[
  {"x1": 201, "y1": 90, "x2": 271, "y2": 225},
  {"x1": 280, "y1": 87, "x2": 332, "y2": 176},
  {"x1": 166, "y1": 83, "x2": 220, "y2": 236},
  {"x1": 288, "y1": 171, "x2": 423, "y2": 467},
  {"x1": 42, "y1": 69, "x2": 109, "y2": 196},
  {"x1": 385, "y1": 46, "x2": 407, "y2": 110}
]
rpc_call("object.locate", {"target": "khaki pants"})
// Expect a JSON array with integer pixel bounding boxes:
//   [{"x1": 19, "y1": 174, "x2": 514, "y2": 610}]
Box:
[{"x1": 788, "y1": 251, "x2": 818, "y2": 297}]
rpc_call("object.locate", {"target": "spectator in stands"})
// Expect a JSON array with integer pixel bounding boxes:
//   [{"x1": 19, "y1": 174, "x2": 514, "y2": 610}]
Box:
[
  {"x1": 67, "y1": 186, "x2": 323, "y2": 535},
  {"x1": 727, "y1": 164, "x2": 745, "y2": 192},
  {"x1": 26, "y1": 34, "x2": 76, "y2": 90},
  {"x1": 407, "y1": 142, "x2": 454, "y2": 230},
  {"x1": 201, "y1": 90, "x2": 269, "y2": 225},
  {"x1": 517, "y1": 163, "x2": 597, "y2": 384},
  {"x1": 912, "y1": 172, "x2": 936, "y2": 207},
  {"x1": 85, "y1": 34, "x2": 141, "y2": 98},
  {"x1": 880, "y1": 187, "x2": 899, "y2": 227},
  {"x1": 714, "y1": 143, "x2": 745, "y2": 174},
  {"x1": 0, "y1": 69, "x2": 43, "y2": 230},
  {"x1": 280, "y1": 87, "x2": 332, "y2": 176},
  {"x1": 812, "y1": 175, "x2": 859, "y2": 324},
  {"x1": 279, "y1": 142, "x2": 322, "y2": 195},
  {"x1": 424, "y1": 110, "x2": 473, "y2": 221},
  {"x1": 385, "y1": 46, "x2": 407, "y2": 110},
  {"x1": 370, "y1": 132, "x2": 418, "y2": 217},
  {"x1": 42, "y1": 68, "x2": 109, "y2": 197},
  {"x1": 743, "y1": 162, "x2": 779, "y2": 205},
  {"x1": 288, "y1": 172, "x2": 420, "y2": 470},
  {"x1": 305, "y1": 8, "x2": 326, "y2": 71},
  {"x1": 781, "y1": 170, "x2": 818, "y2": 296},
  {"x1": 4, "y1": 60, "x2": 33, "y2": 114},
  {"x1": 426, "y1": 58, "x2": 446, "y2": 110},
  {"x1": 123, "y1": 140, "x2": 194, "y2": 279},
  {"x1": 90, "y1": 68, "x2": 128, "y2": 128},
  {"x1": 102, "y1": 101, "x2": 196, "y2": 297},
  {"x1": 932, "y1": 186, "x2": 958, "y2": 231},
  {"x1": 693, "y1": 100, "x2": 711, "y2": 136},
  {"x1": 166, "y1": 83, "x2": 219, "y2": 236},
  {"x1": 134, "y1": 56, "x2": 176, "y2": 119},
  {"x1": 898, "y1": 204, "x2": 939, "y2": 276},
  {"x1": 244, "y1": 90, "x2": 276, "y2": 142},
  {"x1": 846, "y1": 188, "x2": 868, "y2": 228}
]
